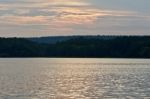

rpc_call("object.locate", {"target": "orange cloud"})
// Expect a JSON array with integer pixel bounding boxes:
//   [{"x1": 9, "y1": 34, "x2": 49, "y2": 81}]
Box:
[
  {"x1": 0, "y1": 16, "x2": 49, "y2": 25},
  {"x1": 0, "y1": 6, "x2": 136, "y2": 27}
]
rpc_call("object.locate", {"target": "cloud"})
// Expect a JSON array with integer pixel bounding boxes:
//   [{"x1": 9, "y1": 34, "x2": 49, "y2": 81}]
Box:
[
  {"x1": 0, "y1": 7, "x2": 136, "y2": 26},
  {"x1": 0, "y1": 0, "x2": 150, "y2": 37}
]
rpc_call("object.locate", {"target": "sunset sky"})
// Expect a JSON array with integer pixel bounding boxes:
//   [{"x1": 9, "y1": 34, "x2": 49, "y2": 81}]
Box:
[{"x1": 0, "y1": 0, "x2": 150, "y2": 37}]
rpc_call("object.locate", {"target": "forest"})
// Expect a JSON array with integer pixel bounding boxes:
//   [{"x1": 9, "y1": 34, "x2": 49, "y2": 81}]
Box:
[{"x1": 0, "y1": 36, "x2": 150, "y2": 58}]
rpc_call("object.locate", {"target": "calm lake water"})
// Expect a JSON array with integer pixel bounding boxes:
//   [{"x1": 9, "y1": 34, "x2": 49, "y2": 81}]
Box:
[{"x1": 0, "y1": 58, "x2": 150, "y2": 99}]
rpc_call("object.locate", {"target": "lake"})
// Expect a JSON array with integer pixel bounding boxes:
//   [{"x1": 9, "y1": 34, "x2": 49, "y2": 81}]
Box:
[{"x1": 0, "y1": 58, "x2": 150, "y2": 99}]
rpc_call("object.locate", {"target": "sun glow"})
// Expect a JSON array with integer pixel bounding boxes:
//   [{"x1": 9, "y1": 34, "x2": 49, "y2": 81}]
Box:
[{"x1": 46, "y1": 0, "x2": 89, "y2": 6}]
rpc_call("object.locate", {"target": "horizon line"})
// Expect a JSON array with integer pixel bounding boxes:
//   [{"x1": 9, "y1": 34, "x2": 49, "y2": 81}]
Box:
[{"x1": 0, "y1": 34, "x2": 150, "y2": 38}]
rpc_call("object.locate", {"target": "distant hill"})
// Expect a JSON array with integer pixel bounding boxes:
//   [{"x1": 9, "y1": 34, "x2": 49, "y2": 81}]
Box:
[
  {"x1": 0, "y1": 36, "x2": 150, "y2": 58},
  {"x1": 27, "y1": 36, "x2": 116, "y2": 44}
]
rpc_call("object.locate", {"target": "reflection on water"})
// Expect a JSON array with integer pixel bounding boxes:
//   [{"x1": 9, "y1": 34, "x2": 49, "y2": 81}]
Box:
[{"x1": 0, "y1": 58, "x2": 150, "y2": 99}]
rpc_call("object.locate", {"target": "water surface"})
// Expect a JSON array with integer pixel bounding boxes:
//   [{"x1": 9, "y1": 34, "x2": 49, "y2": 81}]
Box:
[{"x1": 0, "y1": 58, "x2": 150, "y2": 99}]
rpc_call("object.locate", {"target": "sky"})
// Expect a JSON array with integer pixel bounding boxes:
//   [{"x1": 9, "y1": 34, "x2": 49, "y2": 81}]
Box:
[{"x1": 0, "y1": 0, "x2": 150, "y2": 37}]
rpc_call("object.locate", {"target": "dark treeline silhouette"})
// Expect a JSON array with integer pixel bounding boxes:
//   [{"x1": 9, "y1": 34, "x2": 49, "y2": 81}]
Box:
[{"x1": 0, "y1": 36, "x2": 150, "y2": 58}]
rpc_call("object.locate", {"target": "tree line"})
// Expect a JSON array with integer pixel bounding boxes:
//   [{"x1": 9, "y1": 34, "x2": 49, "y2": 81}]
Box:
[{"x1": 0, "y1": 36, "x2": 150, "y2": 58}]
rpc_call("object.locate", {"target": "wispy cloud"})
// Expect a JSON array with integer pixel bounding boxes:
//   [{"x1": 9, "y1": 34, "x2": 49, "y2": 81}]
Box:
[{"x1": 0, "y1": 0, "x2": 150, "y2": 37}]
